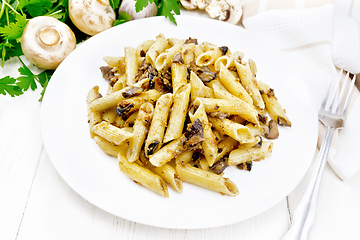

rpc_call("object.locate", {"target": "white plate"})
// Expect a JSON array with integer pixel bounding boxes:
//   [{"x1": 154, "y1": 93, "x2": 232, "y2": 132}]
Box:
[{"x1": 41, "y1": 16, "x2": 318, "y2": 229}]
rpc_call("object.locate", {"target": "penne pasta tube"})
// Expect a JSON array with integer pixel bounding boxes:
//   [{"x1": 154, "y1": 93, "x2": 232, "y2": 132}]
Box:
[
  {"x1": 219, "y1": 62, "x2": 253, "y2": 105},
  {"x1": 150, "y1": 163, "x2": 183, "y2": 193},
  {"x1": 194, "y1": 97, "x2": 259, "y2": 125},
  {"x1": 94, "y1": 136, "x2": 128, "y2": 157},
  {"x1": 190, "y1": 71, "x2": 214, "y2": 102},
  {"x1": 92, "y1": 121, "x2": 133, "y2": 145},
  {"x1": 102, "y1": 108, "x2": 117, "y2": 124},
  {"x1": 124, "y1": 47, "x2": 138, "y2": 85},
  {"x1": 214, "y1": 55, "x2": 235, "y2": 71},
  {"x1": 181, "y1": 42, "x2": 196, "y2": 64},
  {"x1": 109, "y1": 74, "x2": 127, "y2": 93},
  {"x1": 146, "y1": 33, "x2": 169, "y2": 67},
  {"x1": 118, "y1": 154, "x2": 169, "y2": 197},
  {"x1": 90, "y1": 78, "x2": 149, "y2": 112},
  {"x1": 245, "y1": 123, "x2": 268, "y2": 136},
  {"x1": 171, "y1": 58, "x2": 187, "y2": 94},
  {"x1": 208, "y1": 79, "x2": 243, "y2": 102},
  {"x1": 155, "y1": 39, "x2": 184, "y2": 71},
  {"x1": 103, "y1": 56, "x2": 125, "y2": 72},
  {"x1": 127, "y1": 102, "x2": 154, "y2": 162},
  {"x1": 149, "y1": 137, "x2": 186, "y2": 167},
  {"x1": 196, "y1": 47, "x2": 223, "y2": 67},
  {"x1": 87, "y1": 86, "x2": 102, "y2": 138},
  {"x1": 228, "y1": 141, "x2": 273, "y2": 166},
  {"x1": 175, "y1": 149, "x2": 194, "y2": 165},
  {"x1": 258, "y1": 81, "x2": 292, "y2": 127},
  {"x1": 189, "y1": 99, "x2": 218, "y2": 167},
  {"x1": 136, "y1": 39, "x2": 154, "y2": 58},
  {"x1": 116, "y1": 89, "x2": 162, "y2": 118},
  {"x1": 235, "y1": 61, "x2": 264, "y2": 109},
  {"x1": 145, "y1": 93, "x2": 173, "y2": 157},
  {"x1": 208, "y1": 117, "x2": 255, "y2": 144},
  {"x1": 164, "y1": 84, "x2": 191, "y2": 143},
  {"x1": 215, "y1": 137, "x2": 239, "y2": 162},
  {"x1": 176, "y1": 163, "x2": 239, "y2": 196}
]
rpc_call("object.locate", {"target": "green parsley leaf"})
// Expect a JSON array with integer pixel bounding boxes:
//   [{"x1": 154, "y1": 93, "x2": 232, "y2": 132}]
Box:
[
  {"x1": 18, "y1": 0, "x2": 54, "y2": 17},
  {"x1": 0, "y1": 14, "x2": 28, "y2": 40},
  {"x1": 16, "y1": 61, "x2": 37, "y2": 91},
  {"x1": 0, "y1": 76, "x2": 24, "y2": 97},
  {"x1": 135, "y1": 0, "x2": 156, "y2": 12},
  {"x1": 158, "y1": 0, "x2": 180, "y2": 25},
  {"x1": 113, "y1": 11, "x2": 131, "y2": 26},
  {"x1": 37, "y1": 69, "x2": 53, "y2": 88},
  {"x1": 109, "y1": 0, "x2": 121, "y2": 12}
]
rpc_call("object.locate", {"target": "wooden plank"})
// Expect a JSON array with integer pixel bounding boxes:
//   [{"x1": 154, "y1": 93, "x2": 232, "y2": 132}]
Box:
[{"x1": 0, "y1": 90, "x2": 43, "y2": 240}]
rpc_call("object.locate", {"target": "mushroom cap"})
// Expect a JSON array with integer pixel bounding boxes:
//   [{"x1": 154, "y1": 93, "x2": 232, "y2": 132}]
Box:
[
  {"x1": 21, "y1": 16, "x2": 76, "y2": 70},
  {"x1": 69, "y1": 0, "x2": 116, "y2": 36}
]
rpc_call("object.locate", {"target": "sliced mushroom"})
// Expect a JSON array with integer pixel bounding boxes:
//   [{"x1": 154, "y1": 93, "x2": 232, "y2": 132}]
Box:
[
  {"x1": 180, "y1": 0, "x2": 198, "y2": 10},
  {"x1": 224, "y1": 0, "x2": 243, "y2": 24},
  {"x1": 265, "y1": 119, "x2": 279, "y2": 140},
  {"x1": 205, "y1": 0, "x2": 242, "y2": 25},
  {"x1": 68, "y1": 0, "x2": 116, "y2": 36},
  {"x1": 210, "y1": 156, "x2": 229, "y2": 174},
  {"x1": 197, "y1": 0, "x2": 211, "y2": 9},
  {"x1": 21, "y1": 16, "x2": 76, "y2": 70},
  {"x1": 237, "y1": 161, "x2": 253, "y2": 171}
]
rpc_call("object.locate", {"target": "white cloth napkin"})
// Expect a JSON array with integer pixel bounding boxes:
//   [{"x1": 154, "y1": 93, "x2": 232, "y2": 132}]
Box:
[{"x1": 241, "y1": 0, "x2": 360, "y2": 180}]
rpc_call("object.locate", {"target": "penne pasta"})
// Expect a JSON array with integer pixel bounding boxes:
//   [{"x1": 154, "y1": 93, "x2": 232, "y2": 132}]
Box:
[
  {"x1": 146, "y1": 33, "x2": 169, "y2": 67},
  {"x1": 127, "y1": 102, "x2": 154, "y2": 162},
  {"x1": 155, "y1": 39, "x2": 184, "y2": 71},
  {"x1": 124, "y1": 47, "x2": 138, "y2": 85},
  {"x1": 87, "y1": 86, "x2": 102, "y2": 138},
  {"x1": 176, "y1": 163, "x2": 239, "y2": 196},
  {"x1": 235, "y1": 61, "x2": 265, "y2": 109},
  {"x1": 92, "y1": 121, "x2": 133, "y2": 145},
  {"x1": 90, "y1": 78, "x2": 149, "y2": 112},
  {"x1": 228, "y1": 141, "x2": 273, "y2": 166},
  {"x1": 190, "y1": 71, "x2": 214, "y2": 102},
  {"x1": 196, "y1": 47, "x2": 223, "y2": 67},
  {"x1": 208, "y1": 117, "x2": 255, "y2": 144},
  {"x1": 189, "y1": 99, "x2": 218, "y2": 167},
  {"x1": 94, "y1": 136, "x2": 128, "y2": 157},
  {"x1": 87, "y1": 35, "x2": 291, "y2": 198},
  {"x1": 193, "y1": 97, "x2": 259, "y2": 125},
  {"x1": 118, "y1": 154, "x2": 169, "y2": 197},
  {"x1": 164, "y1": 84, "x2": 191, "y2": 143},
  {"x1": 149, "y1": 163, "x2": 183, "y2": 193},
  {"x1": 171, "y1": 57, "x2": 187, "y2": 94},
  {"x1": 219, "y1": 62, "x2": 253, "y2": 105},
  {"x1": 258, "y1": 81, "x2": 292, "y2": 126},
  {"x1": 144, "y1": 93, "x2": 173, "y2": 157},
  {"x1": 149, "y1": 137, "x2": 186, "y2": 167}
]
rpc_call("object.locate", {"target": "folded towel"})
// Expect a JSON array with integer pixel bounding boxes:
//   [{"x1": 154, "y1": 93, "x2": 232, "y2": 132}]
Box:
[{"x1": 241, "y1": 0, "x2": 360, "y2": 180}]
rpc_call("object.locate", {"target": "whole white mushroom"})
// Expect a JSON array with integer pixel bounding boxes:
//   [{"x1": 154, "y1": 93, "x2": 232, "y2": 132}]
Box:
[
  {"x1": 21, "y1": 16, "x2": 77, "y2": 70},
  {"x1": 68, "y1": 0, "x2": 116, "y2": 36}
]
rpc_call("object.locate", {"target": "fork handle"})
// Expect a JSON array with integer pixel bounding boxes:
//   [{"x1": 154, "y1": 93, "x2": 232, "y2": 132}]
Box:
[{"x1": 282, "y1": 125, "x2": 335, "y2": 240}]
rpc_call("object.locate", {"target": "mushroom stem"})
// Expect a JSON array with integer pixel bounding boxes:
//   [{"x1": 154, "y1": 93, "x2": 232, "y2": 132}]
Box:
[{"x1": 39, "y1": 27, "x2": 61, "y2": 46}]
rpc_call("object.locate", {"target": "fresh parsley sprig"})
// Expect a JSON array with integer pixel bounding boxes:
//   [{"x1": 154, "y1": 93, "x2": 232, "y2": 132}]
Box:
[{"x1": 0, "y1": 0, "x2": 181, "y2": 101}]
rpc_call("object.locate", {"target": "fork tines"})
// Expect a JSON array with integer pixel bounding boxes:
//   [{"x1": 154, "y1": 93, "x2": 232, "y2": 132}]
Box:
[{"x1": 324, "y1": 69, "x2": 357, "y2": 117}]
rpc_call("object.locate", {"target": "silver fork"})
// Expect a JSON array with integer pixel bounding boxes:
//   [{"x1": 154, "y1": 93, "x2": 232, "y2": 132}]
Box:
[{"x1": 282, "y1": 69, "x2": 357, "y2": 240}]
